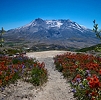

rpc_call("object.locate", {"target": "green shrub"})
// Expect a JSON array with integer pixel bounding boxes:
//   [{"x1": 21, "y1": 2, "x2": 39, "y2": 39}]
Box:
[{"x1": 29, "y1": 66, "x2": 48, "y2": 86}]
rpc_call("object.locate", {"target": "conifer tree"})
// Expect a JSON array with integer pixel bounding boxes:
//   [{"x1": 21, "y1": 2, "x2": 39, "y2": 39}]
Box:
[
  {"x1": 0, "y1": 27, "x2": 5, "y2": 47},
  {"x1": 93, "y1": 20, "x2": 101, "y2": 39}
]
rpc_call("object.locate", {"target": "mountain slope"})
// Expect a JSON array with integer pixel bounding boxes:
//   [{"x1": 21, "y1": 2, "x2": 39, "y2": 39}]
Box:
[{"x1": 4, "y1": 18, "x2": 100, "y2": 49}]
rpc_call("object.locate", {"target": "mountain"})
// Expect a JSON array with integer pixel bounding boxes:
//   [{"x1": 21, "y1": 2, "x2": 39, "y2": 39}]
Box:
[{"x1": 4, "y1": 18, "x2": 100, "y2": 49}]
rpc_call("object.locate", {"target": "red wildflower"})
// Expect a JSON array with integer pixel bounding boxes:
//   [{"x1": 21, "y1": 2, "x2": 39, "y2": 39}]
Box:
[
  {"x1": 34, "y1": 63, "x2": 37, "y2": 67},
  {"x1": 40, "y1": 62, "x2": 45, "y2": 68},
  {"x1": 99, "y1": 69, "x2": 101, "y2": 75},
  {"x1": 9, "y1": 75, "x2": 13, "y2": 79},
  {"x1": 87, "y1": 76, "x2": 91, "y2": 81},
  {"x1": 76, "y1": 74, "x2": 81, "y2": 78},
  {"x1": 0, "y1": 71, "x2": 2, "y2": 75},
  {"x1": 91, "y1": 91, "x2": 98, "y2": 96},
  {"x1": 88, "y1": 75, "x2": 101, "y2": 88},
  {"x1": 5, "y1": 76, "x2": 9, "y2": 81},
  {"x1": 91, "y1": 98, "x2": 95, "y2": 100},
  {"x1": 0, "y1": 80, "x2": 2, "y2": 85},
  {"x1": 85, "y1": 90, "x2": 90, "y2": 95}
]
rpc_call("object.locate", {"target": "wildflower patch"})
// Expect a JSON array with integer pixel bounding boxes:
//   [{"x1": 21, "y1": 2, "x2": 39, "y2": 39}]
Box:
[
  {"x1": 54, "y1": 52, "x2": 101, "y2": 100},
  {"x1": 0, "y1": 54, "x2": 48, "y2": 91}
]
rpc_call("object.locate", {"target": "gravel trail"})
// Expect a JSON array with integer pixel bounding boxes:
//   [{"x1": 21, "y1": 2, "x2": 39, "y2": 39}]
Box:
[
  {"x1": 0, "y1": 51, "x2": 75, "y2": 100},
  {"x1": 32, "y1": 57, "x2": 74, "y2": 100},
  {"x1": 27, "y1": 51, "x2": 75, "y2": 100}
]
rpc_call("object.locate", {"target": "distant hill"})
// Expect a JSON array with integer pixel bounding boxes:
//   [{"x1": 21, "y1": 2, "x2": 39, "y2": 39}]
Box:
[{"x1": 76, "y1": 44, "x2": 101, "y2": 52}]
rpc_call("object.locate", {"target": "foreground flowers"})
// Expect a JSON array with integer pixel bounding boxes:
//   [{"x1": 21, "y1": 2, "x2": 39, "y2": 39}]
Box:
[
  {"x1": 54, "y1": 52, "x2": 101, "y2": 100},
  {"x1": 0, "y1": 54, "x2": 48, "y2": 91}
]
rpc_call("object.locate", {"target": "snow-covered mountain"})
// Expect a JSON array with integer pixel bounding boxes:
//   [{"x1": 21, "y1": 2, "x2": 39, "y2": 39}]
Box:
[
  {"x1": 5, "y1": 18, "x2": 100, "y2": 49},
  {"x1": 16, "y1": 18, "x2": 88, "y2": 31}
]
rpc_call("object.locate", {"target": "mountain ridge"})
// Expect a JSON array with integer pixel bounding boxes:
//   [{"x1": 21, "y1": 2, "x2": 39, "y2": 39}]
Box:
[
  {"x1": 4, "y1": 18, "x2": 100, "y2": 49},
  {"x1": 15, "y1": 18, "x2": 88, "y2": 30}
]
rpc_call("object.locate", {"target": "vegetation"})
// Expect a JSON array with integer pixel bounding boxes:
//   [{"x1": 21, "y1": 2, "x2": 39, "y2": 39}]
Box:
[
  {"x1": 30, "y1": 43, "x2": 77, "y2": 52},
  {"x1": 54, "y1": 52, "x2": 101, "y2": 100},
  {"x1": 76, "y1": 20, "x2": 101, "y2": 53},
  {"x1": 0, "y1": 52, "x2": 48, "y2": 91},
  {"x1": 29, "y1": 62, "x2": 47, "y2": 86},
  {"x1": 0, "y1": 27, "x2": 5, "y2": 47},
  {"x1": 93, "y1": 20, "x2": 101, "y2": 40},
  {"x1": 76, "y1": 44, "x2": 101, "y2": 52}
]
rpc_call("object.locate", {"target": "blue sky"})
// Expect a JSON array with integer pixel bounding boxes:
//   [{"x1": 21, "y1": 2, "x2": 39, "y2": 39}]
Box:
[{"x1": 0, "y1": 0, "x2": 101, "y2": 30}]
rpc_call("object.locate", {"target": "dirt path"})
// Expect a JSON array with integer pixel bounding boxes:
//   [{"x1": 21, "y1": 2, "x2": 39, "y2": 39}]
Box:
[
  {"x1": 27, "y1": 51, "x2": 75, "y2": 100},
  {"x1": 0, "y1": 51, "x2": 75, "y2": 100}
]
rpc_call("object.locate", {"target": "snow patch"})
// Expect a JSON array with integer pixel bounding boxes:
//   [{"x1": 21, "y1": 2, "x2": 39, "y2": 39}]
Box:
[
  {"x1": 23, "y1": 21, "x2": 36, "y2": 28},
  {"x1": 46, "y1": 20, "x2": 63, "y2": 28},
  {"x1": 80, "y1": 25, "x2": 87, "y2": 29},
  {"x1": 75, "y1": 23, "x2": 81, "y2": 29}
]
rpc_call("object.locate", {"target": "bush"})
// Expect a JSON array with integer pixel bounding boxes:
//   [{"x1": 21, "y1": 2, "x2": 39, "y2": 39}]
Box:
[{"x1": 29, "y1": 65, "x2": 47, "y2": 86}]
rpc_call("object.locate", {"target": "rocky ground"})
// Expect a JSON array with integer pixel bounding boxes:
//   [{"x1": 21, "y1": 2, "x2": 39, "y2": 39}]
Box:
[{"x1": 0, "y1": 50, "x2": 75, "y2": 100}]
